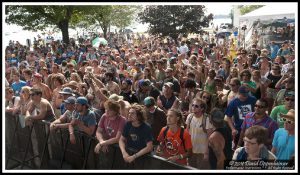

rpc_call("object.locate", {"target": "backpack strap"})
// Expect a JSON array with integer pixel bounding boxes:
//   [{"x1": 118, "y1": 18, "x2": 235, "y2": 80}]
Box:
[
  {"x1": 179, "y1": 127, "x2": 186, "y2": 152},
  {"x1": 187, "y1": 114, "x2": 194, "y2": 130},
  {"x1": 202, "y1": 113, "x2": 208, "y2": 134}
]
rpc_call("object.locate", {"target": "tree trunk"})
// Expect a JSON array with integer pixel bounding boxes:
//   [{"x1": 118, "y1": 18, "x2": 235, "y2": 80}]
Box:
[
  {"x1": 103, "y1": 25, "x2": 108, "y2": 39},
  {"x1": 58, "y1": 19, "x2": 69, "y2": 45}
]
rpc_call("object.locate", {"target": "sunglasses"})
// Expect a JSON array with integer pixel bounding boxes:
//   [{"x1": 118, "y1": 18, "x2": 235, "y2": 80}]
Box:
[
  {"x1": 30, "y1": 93, "x2": 38, "y2": 96},
  {"x1": 282, "y1": 118, "x2": 294, "y2": 124},
  {"x1": 285, "y1": 97, "x2": 295, "y2": 102},
  {"x1": 255, "y1": 104, "x2": 265, "y2": 109},
  {"x1": 192, "y1": 104, "x2": 205, "y2": 109}
]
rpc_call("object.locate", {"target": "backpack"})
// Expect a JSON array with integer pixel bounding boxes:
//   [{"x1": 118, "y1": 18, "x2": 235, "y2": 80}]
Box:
[
  {"x1": 163, "y1": 126, "x2": 186, "y2": 151},
  {"x1": 187, "y1": 113, "x2": 208, "y2": 134}
]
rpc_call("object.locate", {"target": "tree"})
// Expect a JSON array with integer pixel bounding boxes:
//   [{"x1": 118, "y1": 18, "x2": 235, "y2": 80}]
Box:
[
  {"x1": 80, "y1": 5, "x2": 138, "y2": 39},
  {"x1": 239, "y1": 5, "x2": 264, "y2": 15},
  {"x1": 5, "y1": 5, "x2": 88, "y2": 44},
  {"x1": 138, "y1": 5, "x2": 213, "y2": 39}
]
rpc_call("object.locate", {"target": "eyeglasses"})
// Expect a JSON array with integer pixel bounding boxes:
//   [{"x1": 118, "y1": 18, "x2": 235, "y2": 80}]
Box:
[
  {"x1": 192, "y1": 104, "x2": 205, "y2": 109},
  {"x1": 282, "y1": 118, "x2": 294, "y2": 124},
  {"x1": 285, "y1": 97, "x2": 295, "y2": 102},
  {"x1": 243, "y1": 138, "x2": 257, "y2": 145},
  {"x1": 255, "y1": 104, "x2": 265, "y2": 109}
]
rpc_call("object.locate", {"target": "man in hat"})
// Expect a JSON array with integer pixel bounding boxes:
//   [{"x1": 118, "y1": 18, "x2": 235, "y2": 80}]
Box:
[
  {"x1": 50, "y1": 96, "x2": 77, "y2": 131},
  {"x1": 69, "y1": 96, "x2": 97, "y2": 144},
  {"x1": 32, "y1": 73, "x2": 52, "y2": 101},
  {"x1": 162, "y1": 67, "x2": 180, "y2": 96},
  {"x1": 270, "y1": 91, "x2": 295, "y2": 128},
  {"x1": 144, "y1": 96, "x2": 167, "y2": 146},
  {"x1": 271, "y1": 109, "x2": 295, "y2": 161},
  {"x1": 208, "y1": 108, "x2": 233, "y2": 169},
  {"x1": 225, "y1": 85, "x2": 257, "y2": 150},
  {"x1": 136, "y1": 79, "x2": 161, "y2": 104},
  {"x1": 59, "y1": 87, "x2": 74, "y2": 115},
  {"x1": 157, "y1": 82, "x2": 180, "y2": 113}
]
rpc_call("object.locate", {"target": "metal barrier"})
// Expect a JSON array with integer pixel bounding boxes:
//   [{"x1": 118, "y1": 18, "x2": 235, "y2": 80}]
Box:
[{"x1": 5, "y1": 114, "x2": 196, "y2": 170}]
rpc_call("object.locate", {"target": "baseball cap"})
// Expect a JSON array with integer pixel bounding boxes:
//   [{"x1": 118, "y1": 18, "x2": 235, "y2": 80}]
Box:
[
  {"x1": 59, "y1": 87, "x2": 74, "y2": 95},
  {"x1": 210, "y1": 108, "x2": 225, "y2": 124},
  {"x1": 139, "y1": 79, "x2": 151, "y2": 87},
  {"x1": 163, "y1": 82, "x2": 174, "y2": 88},
  {"x1": 238, "y1": 86, "x2": 249, "y2": 96},
  {"x1": 63, "y1": 96, "x2": 76, "y2": 104},
  {"x1": 76, "y1": 97, "x2": 89, "y2": 106},
  {"x1": 144, "y1": 97, "x2": 155, "y2": 107}
]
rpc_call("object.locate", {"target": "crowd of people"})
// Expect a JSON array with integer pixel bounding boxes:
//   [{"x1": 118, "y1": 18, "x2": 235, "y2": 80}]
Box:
[{"x1": 5, "y1": 30, "x2": 295, "y2": 170}]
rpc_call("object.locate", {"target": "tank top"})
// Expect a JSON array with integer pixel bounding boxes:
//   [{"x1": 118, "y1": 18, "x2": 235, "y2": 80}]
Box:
[{"x1": 209, "y1": 126, "x2": 233, "y2": 169}]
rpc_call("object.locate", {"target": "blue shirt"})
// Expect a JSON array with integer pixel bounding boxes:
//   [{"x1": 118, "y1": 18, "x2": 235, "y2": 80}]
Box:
[
  {"x1": 270, "y1": 44, "x2": 279, "y2": 59},
  {"x1": 122, "y1": 122, "x2": 153, "y2": 151},
  {"x1": 11, "y1": 80, "x2": 27, "y2": 96},
  {"x1": 272, "y1": 128, "x2": 295, "y2": 160},
  {"x1": 225, "y1": 95, "x2": 257, "y2": 130}
]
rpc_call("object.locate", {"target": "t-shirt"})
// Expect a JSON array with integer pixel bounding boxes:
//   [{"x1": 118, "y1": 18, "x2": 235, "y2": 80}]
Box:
[
  {"x1": 157, "y1": 126, "x2": 193, "y2": 165},
  {"x1": 98, "y1": 114, "x2": 126, "y2": 139},
  {"x1": 74, "y1": 109, "x2": 97, "y2": 132},
  {"x1": 186, "y1": 113, "x2": 213, "y2": 153},
  {"x1": 270, "y1": 105, "x2": 289, "y2": 128},
  {"x1": 225, "y1": 96, "x2": 257, "y2": 130},
  {"x1": 241, "y1": 81, "x2": 256, "y2": 89},
  {"x1": 122, "y1": 122, "x2": 153, "y2": 151},
  {"x1": 11, "y1": 80, "x2": 27, "y2": 96},
  {"x1": 272, "y1": 128, "x2": 295, "y2": 160}
]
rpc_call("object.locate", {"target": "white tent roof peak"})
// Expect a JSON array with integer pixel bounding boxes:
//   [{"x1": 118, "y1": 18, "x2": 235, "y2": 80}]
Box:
[{"x1": 239, "y1": 3, "x2": 297, "y2": 21}]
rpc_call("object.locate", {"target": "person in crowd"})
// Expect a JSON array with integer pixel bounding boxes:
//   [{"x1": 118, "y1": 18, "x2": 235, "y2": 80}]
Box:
[
  {"x1": 25, "y1": 88, "x2": 56, "y2": 124},
  {"x1": 185, "y1": 97, "x2": 213, "y2": 169},
  {"x1": 5, "y1": 87, "x2": 21, "y2": 115},
  {"x1": 32, "y1": 73, "x2": 52, "y2": 101},
  {"x1": 119, "y1": 104, "x2": 153, "y2": 165},
  {"x1": 58, "y1": 87, "x2": 75, "y2": 116},
  {"x1": 120, "y1": 78, "x2": 139, "y2": 104},
  {"x1": 94, "y1": 99, "x2": 126, "y2": 154},
  {"x1": 271, "y1": 109, "x2": 295, "y2": 161},
  {"x1": 226, "y1": 78, "x2": 241, "y2": 106},
  {"x1": 144, "y1": 96, "x2": 167, "y2": 147},
  {"x1": 237, "y1": 99, "x2": 278, "y2": 150},
  {"x1": 225, "y1": 67, "x2": 239, "y2": 85},
  {"x1": 68, "y1": 96, "x2": 97, "y2": 144},
  {"x1": 157, "y1": 82, "x2": 180, "y2": 113},
  {"x1": 232, "y1": 125, "x2": 276, "y2": 161},
  {"x1": 204, "y1": 69, "x2": 217, "y2": 94},
  {"x1": 11, "y1": 72, "x2": 27, "y2": 96},
  {"x1": 50, "y1": 96, "x2": 77, "y2": 131},
  {"x1": 162, "y1": 67, "x2": 181, "y2": 96},
  {"x1": 208, "y1": 108, "x2": 233, "y2": 169},
  {"x1": 15, "y1": 86, "x2": 32, "y2": 122},
  {"x1": 270, "y1": 91, "x2": 295, "y2": 128},
  {"x1": 273, "y1": 76, "x2": 295, "y2": 107},
  {"x1": 136, "y1": 79, "x2": 161, "y2": 104},
  {"x1": 156, "y1": 109, "x2": 192, "y2": 166},
  {"x1": 104, "y1": 72, "x2": 121, "y2": 95},
  {"x1": 225, "y1": 85, "x2": 257, "y2": 150}
]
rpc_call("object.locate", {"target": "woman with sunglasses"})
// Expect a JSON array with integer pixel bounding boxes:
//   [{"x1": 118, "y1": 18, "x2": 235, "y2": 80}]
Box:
[
  {"x1": 271, "y1": 109, "x2": 295, "y2": 161},
  {"x1": 232, "y1": 125, "x2": 276, "y2": 162},
  {"x1": 270, "y1": 93, "x2": 295, "y2": 128},
  {"x1": 185, "y1": 98, "x2": 213, "y2": 169}
]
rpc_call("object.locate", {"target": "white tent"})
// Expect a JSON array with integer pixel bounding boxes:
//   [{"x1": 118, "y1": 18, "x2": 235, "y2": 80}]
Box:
[
  {"x1": 239, "y1": 3, "x2": 296, "y2": 21},
  {"x1": 238, "y1": 3, "x2": 296, "y2": 49}
]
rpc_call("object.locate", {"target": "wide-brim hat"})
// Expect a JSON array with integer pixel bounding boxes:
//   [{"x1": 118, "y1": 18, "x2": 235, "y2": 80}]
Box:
[{"x1": 280, "y1": 109, "x2": 295, "y2": 122}]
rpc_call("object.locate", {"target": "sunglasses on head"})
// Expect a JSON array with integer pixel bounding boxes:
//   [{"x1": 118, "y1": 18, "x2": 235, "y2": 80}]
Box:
[{"x1": 282, "y1": 118, "x2": 294, "y2": 124}]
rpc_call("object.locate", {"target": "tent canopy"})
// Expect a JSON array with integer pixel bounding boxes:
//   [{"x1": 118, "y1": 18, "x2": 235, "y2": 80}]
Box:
[{"x1": 239, "y1": 3, "x2": 297, "y2": 22}]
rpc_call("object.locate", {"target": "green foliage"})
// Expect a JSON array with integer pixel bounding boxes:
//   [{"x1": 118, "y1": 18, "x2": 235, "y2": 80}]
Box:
[
  {"x1": 239, "y1": 5, "x2": 264, "y2": 15},
  {"x1": 137, "y1": 5, "x2": 213, "y2": 39}
]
